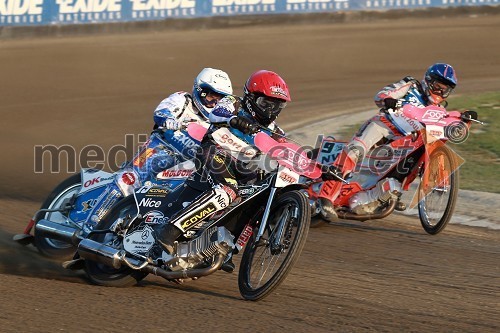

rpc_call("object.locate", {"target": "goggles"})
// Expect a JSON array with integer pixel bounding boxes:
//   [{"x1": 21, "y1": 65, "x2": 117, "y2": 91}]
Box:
[
  {"x1": 255, "y1": 96, "x2": 287, "y2": 116},
  {"x1": 200, "y1": 89, "x2": 225, "y2": 107},
  {"x1": 428, "y1": 79, "x2": 454, "y2": 98}
]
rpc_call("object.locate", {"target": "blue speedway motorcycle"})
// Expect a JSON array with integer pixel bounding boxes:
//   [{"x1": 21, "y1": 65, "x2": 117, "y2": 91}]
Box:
[{"x1": 14, "y1": 125, "x2": 201, "y2": 259}]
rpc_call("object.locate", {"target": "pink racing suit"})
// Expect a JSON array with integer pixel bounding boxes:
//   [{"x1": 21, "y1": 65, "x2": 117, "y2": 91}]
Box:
[{"x1": 319, "y1": 76, "x2": 433, "y2": 203}]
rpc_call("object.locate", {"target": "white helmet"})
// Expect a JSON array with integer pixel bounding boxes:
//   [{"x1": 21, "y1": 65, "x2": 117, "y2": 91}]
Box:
[{"x1": 192, "y1": 68, "x2": 233, "y2": 119}]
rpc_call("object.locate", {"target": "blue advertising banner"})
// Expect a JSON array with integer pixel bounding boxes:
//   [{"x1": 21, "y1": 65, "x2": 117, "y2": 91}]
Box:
[{"x1": 1, "y1": 0, "x2": 498, "y2": 27}]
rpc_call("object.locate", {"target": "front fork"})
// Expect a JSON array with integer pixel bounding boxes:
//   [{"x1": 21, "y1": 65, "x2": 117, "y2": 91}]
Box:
[
  {"x1": 255, "y1": 187, "x2": 277, "y2": 242},
  {"x1": 255, "y1": 186, "x2": 299, "y2": 252},
  {"x1": 234, "y1": 186, "x2": 279, "y2": 250},
  {"x1": 420, "y1": 142, "x2": 450, "y2": 195}
]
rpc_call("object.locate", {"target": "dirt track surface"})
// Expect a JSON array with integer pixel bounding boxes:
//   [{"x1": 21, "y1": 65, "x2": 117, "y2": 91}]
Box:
[{"x1": 1, "y1": 11, "x2": 500, "y2": 332}]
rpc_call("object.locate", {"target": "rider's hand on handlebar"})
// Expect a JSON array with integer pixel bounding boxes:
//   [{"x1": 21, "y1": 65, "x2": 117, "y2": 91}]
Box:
[
  {"x1": 321, "y1": 165, "x2": 343, "y2": 181},
  {"x1": 461, "y1": 110, "x2": 478, "y2": 122},
  {"x1": 162, "y1": 119, "x2": 182, "y2": 130},
  {"x1": 229, "y1": 116, "x2": 259, "y2": 134},
  {"x1": 384, "y1": 98, "x2": 401, "y2": 110}
]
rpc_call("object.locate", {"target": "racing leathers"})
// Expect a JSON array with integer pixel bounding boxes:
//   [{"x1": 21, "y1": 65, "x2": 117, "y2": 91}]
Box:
[
  {"x1": 156, "y1": 95, "x2": 286, "y2": 254},
  {"x1": 131, "y1": 91, "x2": 208, "y2": 184},
  {"x1": 84, "y1": 92, "x2": 207, "y2": 227},
  {"x1": 319, "y1": 76, "x2": 431, "y2": 220}
]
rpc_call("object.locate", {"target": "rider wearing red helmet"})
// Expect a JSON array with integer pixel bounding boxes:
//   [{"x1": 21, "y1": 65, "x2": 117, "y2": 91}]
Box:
[
  {"x1": 156, "y1": 70, "x2": 291, "y2": 271},
  {"x1": 209, "y1": 69, "x2": 290, "y2": 132}
]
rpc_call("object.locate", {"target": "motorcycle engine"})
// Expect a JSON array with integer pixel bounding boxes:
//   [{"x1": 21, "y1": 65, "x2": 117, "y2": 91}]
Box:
[
  {"x1": 161, "y1": 226, "x2": 235, "y2": 272},
  {"x1": 349, "y1": 178, "x2": 402, "y2": 215}
]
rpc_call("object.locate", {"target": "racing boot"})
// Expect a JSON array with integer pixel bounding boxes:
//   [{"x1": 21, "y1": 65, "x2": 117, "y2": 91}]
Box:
[
  {"x1": 318, "y1": 151, "x2": 356, "y2": 222},
  {"x1": 221, "y1": 253, "x2": 235, "y2": 273},
  {"x1": 318, "y1": 184, "x2": 341, "y2": 222},
  {"x1": 156, "y1": 186, "x2": 234, "y2": 254},
  {"x1": 395, "y1": 199, "x2": 407, "y2": 212}
]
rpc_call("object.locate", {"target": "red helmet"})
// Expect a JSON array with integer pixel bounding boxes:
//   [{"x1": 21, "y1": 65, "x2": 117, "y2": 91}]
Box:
[{"x1": 244, "y1": 70, "x2": 291, "y2": 126}]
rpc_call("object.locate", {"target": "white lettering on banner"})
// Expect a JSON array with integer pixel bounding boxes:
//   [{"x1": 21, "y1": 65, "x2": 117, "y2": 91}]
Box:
[
  {"x1": 366, "y1": 0, "x2": 432, "y2": 8},
  {"x1": 56, "y1": 0, "x2": 121, "y2": 14},
  {"x1": 0, "y1": 14, "x2": 42, "y2": 23},
  {"x1": 213, "y1": 0, "x2": 275, "y2": 5},
  {"x1": 131, "y1": 9, "x2": 195, "y2": 18},
  {"x1": 0, "y1": 0, "x2": 43, "y2": 15},
  {"x1": 286, "y1": 0, "x2": 349, "y2": 11},
  {"x1": 212, "y1": 0, "x2": 276, "y2": 14},
  {"x1": 58, "y1": 11, "x2": 121, "y2": 22},
  {"x1": 287, "y1": 0, "x2": 332, "y2": 3},
  {"x1": 131, "y1": 0, "x2": 195, "y2": 11}
]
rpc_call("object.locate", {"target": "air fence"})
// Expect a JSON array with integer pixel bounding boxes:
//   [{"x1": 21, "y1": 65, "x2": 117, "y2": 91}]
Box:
[{"x1": 1, "y1": 0, "x2": 498, "y2": 27}]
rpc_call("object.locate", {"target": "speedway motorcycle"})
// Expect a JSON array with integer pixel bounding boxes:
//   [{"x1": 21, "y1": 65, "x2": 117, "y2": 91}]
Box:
[
  {"x1": 52, "y1": 125, "x2": 321, "y2": 300},
  {"x1": 13, "y1": 123, "x2": 203, "y2": 259},
  {"x1": 306, "y1": 104, "x2": 481, "y2": 234}
]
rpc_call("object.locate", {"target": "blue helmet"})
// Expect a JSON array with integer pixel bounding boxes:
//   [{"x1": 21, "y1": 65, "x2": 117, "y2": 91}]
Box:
[
  {"x1": 422, "y1": 63, "x2": 458, "y2": 104},
  {"x1": 192, "y1": 68, "x2": 233, "y2": 119}
]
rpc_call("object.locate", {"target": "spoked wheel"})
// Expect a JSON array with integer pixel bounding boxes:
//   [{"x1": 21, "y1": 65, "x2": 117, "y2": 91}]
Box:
[
  {"x1": 418, "y1": 145, "x2": 459, "y2": 235},
  {"x1": 85, "y1": 196, "x2": 148, "y2": 287},
  {"x1": 238, "y1": 190, "x2": 311, "y2": 301},
  {"x1": 34, "y1": 174, "x2": 81, "y2": 259}
]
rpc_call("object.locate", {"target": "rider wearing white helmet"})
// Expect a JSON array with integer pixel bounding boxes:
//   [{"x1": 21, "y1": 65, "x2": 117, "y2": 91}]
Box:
[
  {"x1": 135, "y1": 68, "x2": 233, "y2": 183},
  {"x1": 83, "y1": 69, "x2": 233, "y2": 227},
  {"x1": 154, "y1": 68, "x2": 233, "y2": 131}
]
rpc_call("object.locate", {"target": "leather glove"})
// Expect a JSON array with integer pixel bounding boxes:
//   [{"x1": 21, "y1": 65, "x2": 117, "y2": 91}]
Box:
[
  {"x1": 321, "y1": 165, "x2": 343, "y2": 181},
  {"x1": 306, "y1": 148, "x2": 319, "y2": 160},
  {"x1": 229, "y1": 117, "x2": 258, "y2": 134},
  {"x1": 384, "y1": 98, "x2": 400, "y2": 110},
  {"x1": 162, "y1": 119, "x2": 182, "y2": 130},
  {"x1": 461, "y1": 110, "x2": 478, "y2": 122}
]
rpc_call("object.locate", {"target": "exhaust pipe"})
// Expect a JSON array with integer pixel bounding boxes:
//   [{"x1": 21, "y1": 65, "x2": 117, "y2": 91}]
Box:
[
  {"x1": 78, "y1": 238, "x2": 128, "y2": 269},
  {"x1": 143, "y1": 255, "x2": 224, "y2": 280},
  {"x1": 34, "y1": 219, "x2": 83, "y2": 246},
  {"x1": 337, "y1": 199, "x2": 397, "y2": 221},
  {"x1": 78, "y1": 238, "x2": 225, "y2": 279}
]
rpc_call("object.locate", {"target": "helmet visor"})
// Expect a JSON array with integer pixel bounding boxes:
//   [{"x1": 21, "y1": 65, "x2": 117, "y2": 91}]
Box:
[
  {"x1": 200, "y1": 89, "x2": 225, "y2": 107},
  {"x1": 255, "y1": 96, "x2": 287, "y2": 116},
  {"x1": 428, "y1": 79, "x2": 454, "y2": 98}
]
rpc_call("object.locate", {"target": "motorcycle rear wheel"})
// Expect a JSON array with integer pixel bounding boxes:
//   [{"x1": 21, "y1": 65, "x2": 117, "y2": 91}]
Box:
[
  {"x1": 85, "y1": 196, "x2": 148, "y2": 287},
  {"x1": 418, "y1": 145, "x2": 459, "y2": 235},
  {"x1": 238, "y1": 190, "x2": 311, "y2": 301},
  {"x1": 34, "y1": 174, "x2": 81, "y2": 259}
]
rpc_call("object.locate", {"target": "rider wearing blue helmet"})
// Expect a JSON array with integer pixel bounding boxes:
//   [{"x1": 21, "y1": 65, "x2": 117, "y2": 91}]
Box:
[
  {"x1": 318, "y1": 63, "x2": 458, "y2": 221},
  {"x1": 420, "y1": 63, "x2": 458, "y2": 105}
]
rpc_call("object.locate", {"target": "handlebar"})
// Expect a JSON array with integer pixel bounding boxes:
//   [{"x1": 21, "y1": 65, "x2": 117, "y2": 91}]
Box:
[
  {"x1": 157, "y1": 118, "x2": 198, "y2": 131},
  {"x1": 321, "y1": 165, "x2": 349, "y2": 184},
  {"x1": 461, "y1": 110, "x2": 484, "y2": 125}
]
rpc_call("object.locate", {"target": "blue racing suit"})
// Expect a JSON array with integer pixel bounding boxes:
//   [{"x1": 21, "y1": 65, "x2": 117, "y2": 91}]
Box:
[
  {"x1": 84, "y1": 92, "x2": 207, "y2": 227},
  {"x1": 133, "y1": 91, "x2": 208, "y2": 185}
]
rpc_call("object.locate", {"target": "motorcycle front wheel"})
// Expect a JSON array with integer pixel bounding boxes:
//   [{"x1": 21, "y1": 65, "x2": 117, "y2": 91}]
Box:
[
  {"x1": 238, "y1": 190, "x2": 311, "y2": 301},
  {"x1": 418, "y1": 145, "x2": 459, "y2": 235},
  {"x1": 84, "y1": 196, "x2": 148, "y2": 287},
  {"x1": 34, "y1": 174, "x2": 81, "y2": 259}
]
